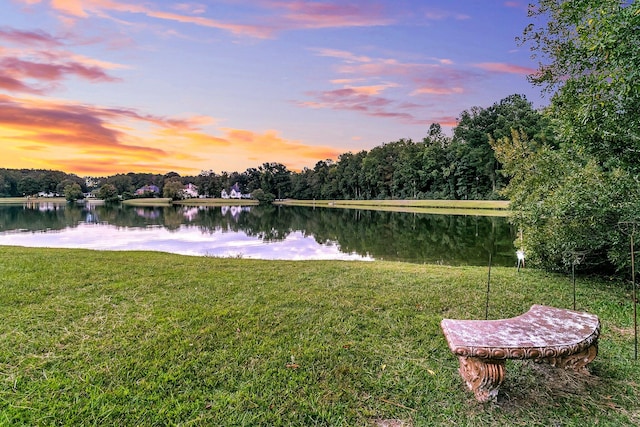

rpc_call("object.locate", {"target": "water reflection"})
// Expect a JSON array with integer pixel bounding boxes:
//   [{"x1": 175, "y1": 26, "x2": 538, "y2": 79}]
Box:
[{"x1": 0, "y1": 202, "x2": 516, "y2": 266}]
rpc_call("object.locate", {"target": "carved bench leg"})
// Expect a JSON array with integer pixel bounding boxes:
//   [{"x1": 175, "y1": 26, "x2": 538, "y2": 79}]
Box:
[
  {"x1": 541, "y1": 343, "x2": 598, "y2": 373},
  {"x1": 457, "y1": 356, "x2": 505, "y2": 402}
]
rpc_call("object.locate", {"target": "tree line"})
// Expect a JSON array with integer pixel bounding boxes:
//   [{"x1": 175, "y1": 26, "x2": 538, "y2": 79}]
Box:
[{"x1": 0, "y1": 94, "x2": 549, "y2": 204}]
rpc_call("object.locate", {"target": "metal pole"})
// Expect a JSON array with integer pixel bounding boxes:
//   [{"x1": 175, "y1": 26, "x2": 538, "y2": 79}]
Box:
[
  {"x1": 632, "y1": 231, "x2": 637, "y2": 360},
  {"x1": 485, "y1": 252, "x2": 492, "y2": 320},
  {"x1": 572, "y1": 262, "x2": 576, "y2": 310}
]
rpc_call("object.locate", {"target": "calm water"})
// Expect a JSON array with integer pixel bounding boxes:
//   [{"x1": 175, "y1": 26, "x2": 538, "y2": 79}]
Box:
[{"x1": 0, "y1": 201, "x2": 517, "y2": 266}]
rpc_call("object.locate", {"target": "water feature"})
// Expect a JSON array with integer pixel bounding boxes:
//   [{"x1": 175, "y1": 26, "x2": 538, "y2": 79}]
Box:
[{"x1": 0, "y1": 201, "x2": 516, "y2": 266}]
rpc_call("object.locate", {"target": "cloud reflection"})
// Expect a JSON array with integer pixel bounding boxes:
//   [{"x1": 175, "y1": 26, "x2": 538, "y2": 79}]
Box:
[{"x1": 0, "y1": 223, "x2": 373, "y2": 261}]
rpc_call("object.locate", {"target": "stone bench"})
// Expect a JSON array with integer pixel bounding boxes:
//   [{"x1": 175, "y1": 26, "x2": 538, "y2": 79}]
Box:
[{"x1": 440, "y1": 304, "x2": 600, "y2": 402}]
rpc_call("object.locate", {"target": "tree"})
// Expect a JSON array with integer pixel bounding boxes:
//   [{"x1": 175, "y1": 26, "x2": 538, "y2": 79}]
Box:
[
  {"x1": 17, "y1": 176, "x2": 40, "y2": 196},
  {"x1": 163, "y1": 179, "x2": 184, "y2": 200},
  {"x1": 97, "y1": 184, "x2": 120, "y2": 203},
  {"x1": 259, "y1": 162, "x2": 291, "y2": 200},
  {"x1": 520, "y1": 0, "x2": 640, "y2": 171},
  {"x1": 195, "y1": 170, "x2": 223, "y2": 198},
  {"x1": 64, "y1": 183, "x2": 84, "y2": 202},
  {"x1": 251, "y1": 188, "x2": 275, "y2": 204},
  {"x1": 496, "y1": 0, "x2": 640, "y2": 272},
  {"x1": 453, "y1": 94, "x2": 551, "y2": 198},
  {"x1": 105, "y1": 174, "x2": 134, "y2": 195},
  {"x1": 493, "y1": 129, "x2": 640, "y2": 272}
]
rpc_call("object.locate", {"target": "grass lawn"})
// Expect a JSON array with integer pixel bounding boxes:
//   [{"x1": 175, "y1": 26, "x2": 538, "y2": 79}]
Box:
[
  {"x1": 1, "y1": 247, "x2": 639, "y2": 426},
  {"x1": 275, "y1": 199, "x2": 511, "y2": 217},
  {"x1": 122, "y1": 198, "x2": 260, "y2": 207},
  {"x1": 0, "y1": 197, "x2": 67, "y2": 204}
]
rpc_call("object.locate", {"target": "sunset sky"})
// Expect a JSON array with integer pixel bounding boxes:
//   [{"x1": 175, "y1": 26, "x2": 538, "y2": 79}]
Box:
[{"x1": 1, "y1": 0, "x2": 546, "y2": 177}]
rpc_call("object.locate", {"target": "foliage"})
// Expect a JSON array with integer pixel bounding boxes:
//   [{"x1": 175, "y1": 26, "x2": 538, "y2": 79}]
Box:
[
  {"x1": 105, "y1": 174, "x2": 135, "y2": 195},
  {"x1": 17, "y1": 176, "x2": 40, "y2": 196},
  {"x1": 493, "y1": 130, "x2": 640, "y2": 272},
  {"x1": 1, "y1": 247, "x2": 639, "y2": 426},
  {"x1": 501, "y1": 0, "x2": 640, "y2": 272},
  {"x1": 97, "y1": 183, "x2": 120, "y2": 203},
  {"x1": 251, "y1": 188, "x2": 275, "y2": 204},
  {"x1": 453, "y1": 94, "x2": 554, "y2": 198},
  {"x1": 0, "y1": 168, "x2": 85, "y2": 197},
  {"x1": 163, "y1": 179, "x2": 185, "y2": 200},
  {"x1": 258, "y1": 162, "x2": 291, "y2": 200},
  {"x1": 63, "y1": 182, "x2": 84, "y2": 202},
  {"x1": 521, "y1": 0, "x2": 640, "y2": 171}
]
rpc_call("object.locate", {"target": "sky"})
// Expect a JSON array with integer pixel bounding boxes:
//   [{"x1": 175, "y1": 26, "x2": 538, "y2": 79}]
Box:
[{"x1": 0, "y1": 0, "x2": 547, "y2": 177}]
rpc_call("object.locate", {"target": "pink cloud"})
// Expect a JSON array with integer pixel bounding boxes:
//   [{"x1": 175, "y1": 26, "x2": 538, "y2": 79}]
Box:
[
  {"x1": 410, "y1": 69, "x2": 478, "y2": 96},
  {"x1": 298, "y1": 88, "x2": 429, "y2": 125},
  {"x1": 312, "y1": 48, "x2": 372, "y2": 63},
  {"x1": 412, "y1": 86, "x2": 464, "y2": 96},
  {"x1": 504, "y1": 1, "x2": 528, "y2": 11},
  {"x1": 0, "y1": 74, "x2": 43, "y2": 94},
  {"x1": 172, "y1": 3, "x2": 207, "y2": 15},
  {"x1": 319, "y1": 49, "x2": 479, "y2": 97},
  {"x1": 0, "y1": 27, "x2": 125, "y2": 94},
  {"x1": 423, "y1": 10, "x2": 471, "y2": 21},
  {"x1": 337, "y1": 60, "x2": 432, "y2": 78},
  {"x1": 0, "y1": 27, "x2": 62, "y2": 47},
  {"x1": 474, "y1": 62, "x2": 537, "y2": 74},
  {"x1": 1, "y1": 56, "x2": 120, "y2": 83},
  {"x1": 20, "y1": 0, "x2": 394, "y2": 39},
  {"x1": 272, "y1": 1, "x2": 393, "y2": 29}
]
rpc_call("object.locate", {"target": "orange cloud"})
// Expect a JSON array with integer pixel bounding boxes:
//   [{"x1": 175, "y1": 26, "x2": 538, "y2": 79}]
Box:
[
  {"x1": 219, "y1": 128, "x2": 343, "y2": 168},
  {"x1": 0, "y1": 93, "x2": 345, "y2": 175},
  {"x1": 347, "y1": 83, "x2": 398, "y2": 95},
  {"x1": 411, "y1": 86, "x2": 464, "y2": 95},
  {"x1": 0, "y1": 95, "x2": 167, "y2": 155}
]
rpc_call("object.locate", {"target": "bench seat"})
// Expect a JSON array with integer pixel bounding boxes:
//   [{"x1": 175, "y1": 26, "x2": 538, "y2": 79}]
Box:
[{"x1": 441, "y1": 305, "x2": 600, "y2": 402}]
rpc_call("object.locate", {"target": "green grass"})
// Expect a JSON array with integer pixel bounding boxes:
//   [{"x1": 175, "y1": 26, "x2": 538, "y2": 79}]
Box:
[
  {"x1": 276, "y1": 199, "x2": 511, "y2": 217},
  {"x1": 174, "y1": 198, "x2": 259, "y2": 206},
  {"x1": 122, "y1": 197, "x2": 173, "y2": 206},
  {"x1": 1, "y1": 247, "x2": 639, "y2": 426},
  {"x1": 0, "y1": 197, "x2": 67, "y2": 204},
  {"x1": 122, "y1": 198, "x2": 259, "y2": 207}
]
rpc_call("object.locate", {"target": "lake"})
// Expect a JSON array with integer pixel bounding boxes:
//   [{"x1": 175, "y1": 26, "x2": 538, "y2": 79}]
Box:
[{"x1": 0, "y1": 201, "x2": 517, "y2": 266}]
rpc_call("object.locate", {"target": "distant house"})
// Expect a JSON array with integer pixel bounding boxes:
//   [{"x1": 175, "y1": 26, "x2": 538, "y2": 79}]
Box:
[
  {"x1": 37, "y1": 191, "x2": 58, "y2": 198},
  {"x1": 135, "y1": 185, "x2": 160, "y2": 196},
  {"x1": 182, "y1": 183, "x2": 199, "y2": 198},
  {"x1": 221, "y1": 183, "x2": 245, "y2": 199}
]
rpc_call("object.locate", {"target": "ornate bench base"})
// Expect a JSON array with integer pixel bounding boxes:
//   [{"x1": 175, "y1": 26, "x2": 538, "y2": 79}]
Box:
[
  {"x1": 441, "y1": 305, "x2": 601, "y2": 403},
  {"x1": 539, "y1": 344, "x2": 598, "y2": 373},
  {"x1": 458, "y1": 357, "x2": 505, "y2": 403},
  {"x1": 456, "y1": 343, "x2": 598, "y2": 403}
]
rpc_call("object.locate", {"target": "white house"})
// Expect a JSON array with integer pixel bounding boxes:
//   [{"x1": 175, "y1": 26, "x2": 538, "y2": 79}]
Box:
[
  {"x1": 221, "y1": 183, "x2": 244, "y2": 199},
  {"x1": 182, "y1": 183, "x2": 199, "y2": 198}
]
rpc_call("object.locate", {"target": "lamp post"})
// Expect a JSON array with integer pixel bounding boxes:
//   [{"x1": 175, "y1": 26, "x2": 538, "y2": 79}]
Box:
[
  {"x1": 564, "y1": 250, "x2": 587, "y2": 310},
  {"x1": 619, "y1": 221, "x2": 638, "y2": 360}
]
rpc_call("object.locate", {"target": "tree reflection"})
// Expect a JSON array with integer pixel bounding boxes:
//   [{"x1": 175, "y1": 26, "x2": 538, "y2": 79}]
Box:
[{"x1": 0, "y1": 203, "x2": 515, "y2": 266}]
